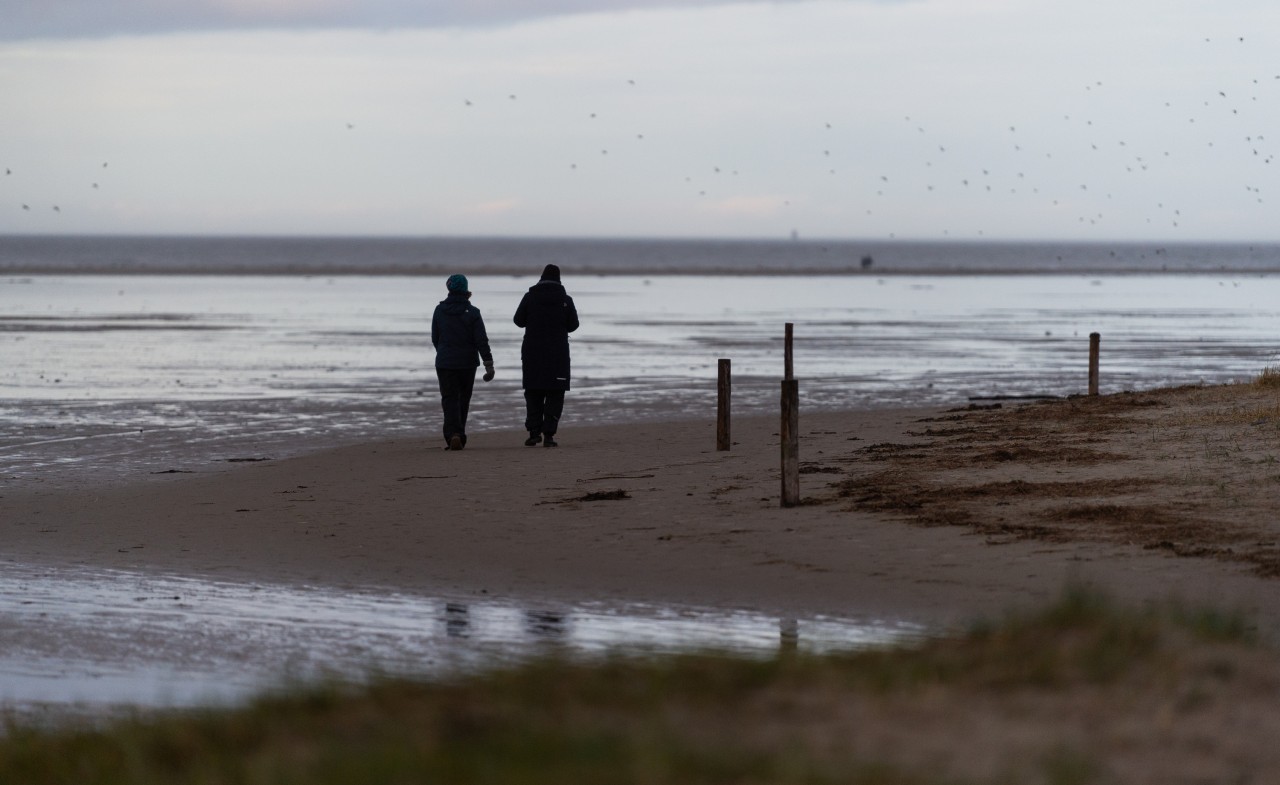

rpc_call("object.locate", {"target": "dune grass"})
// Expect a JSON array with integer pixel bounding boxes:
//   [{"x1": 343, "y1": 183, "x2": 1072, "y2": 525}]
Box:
[
  {"x1": 1255, "y1": 366, "x2": 1280, "y2": 389},
  {"x1": 0, "y1": 590, "x2": 1258, "y2": 785}
]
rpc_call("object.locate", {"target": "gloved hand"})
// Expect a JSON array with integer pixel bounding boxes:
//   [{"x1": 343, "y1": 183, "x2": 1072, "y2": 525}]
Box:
[{"x1": 482, "y1": 362, "x2": 495, "y2": 382}]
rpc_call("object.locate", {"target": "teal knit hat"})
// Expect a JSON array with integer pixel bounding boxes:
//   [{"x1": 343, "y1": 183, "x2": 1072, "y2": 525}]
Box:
[{"x1": 446, "y1": 274, "x2": 469, "y2": 293}]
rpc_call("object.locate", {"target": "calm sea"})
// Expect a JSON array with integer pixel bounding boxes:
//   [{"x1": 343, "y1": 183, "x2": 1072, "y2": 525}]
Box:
[{"x1": 4, "y1": 234, "x2": 1280, "y2": 275}]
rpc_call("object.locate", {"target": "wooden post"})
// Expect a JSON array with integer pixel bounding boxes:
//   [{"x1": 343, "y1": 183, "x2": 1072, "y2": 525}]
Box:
[
  {"x1": 781, "y1": 378, "x2": 800, "y2": 508},
  {"x1": 716, "y1": 358, "x2": 731, "y2": 451},
  {"x1": 784, "y1": 322, "x2": 795, "y2": 381},
  {"x1": 1088, "y1": 332, "x2": 1100, "y2": 396}
]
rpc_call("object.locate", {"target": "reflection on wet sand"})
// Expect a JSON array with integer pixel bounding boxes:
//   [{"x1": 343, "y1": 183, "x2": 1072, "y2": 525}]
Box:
[
  {"x1": 779, "y1": 618, "x2": 799, "y2": 654},
  {"x1": 0, "y1": 565, "x2": 919, "y2": 713},
  {"x1": 444, "y1": 602, "x2": 469, "y2": 639},
  {"x1": 526, "y1": 609, "x2": 571, "y2": 640}
]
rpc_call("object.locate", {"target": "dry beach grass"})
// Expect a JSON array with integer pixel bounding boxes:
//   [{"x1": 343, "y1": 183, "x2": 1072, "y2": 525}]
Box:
[{"x1": 834, "y1": 379, "x2": 1280, "y2": 579}]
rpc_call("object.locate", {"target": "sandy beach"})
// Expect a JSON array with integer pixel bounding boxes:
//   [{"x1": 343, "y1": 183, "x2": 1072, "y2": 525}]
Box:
[
  {"x1": 6, "y1": 383, "x2": 1279, "y2": 637},
  {"x1": 8, "y1": 382, "x2": 1280, "y2": 781}
]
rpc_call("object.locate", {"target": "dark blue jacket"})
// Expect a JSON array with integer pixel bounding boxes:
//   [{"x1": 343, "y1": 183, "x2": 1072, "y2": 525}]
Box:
[
  {"x1": 432, "y1": 293, "x2": 493, "y2": 370},
  {"x1": 513, "y1": 281, "x2": 579, "y2": 390}
]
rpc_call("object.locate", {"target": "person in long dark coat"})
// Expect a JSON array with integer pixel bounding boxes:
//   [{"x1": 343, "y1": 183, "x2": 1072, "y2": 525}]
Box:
[
  {"x1": 432, "y1": 273, "x2": 494, "y2": 451},
  {"x1": 513, "y1": 264, "x2": 579, "y2": 447}
]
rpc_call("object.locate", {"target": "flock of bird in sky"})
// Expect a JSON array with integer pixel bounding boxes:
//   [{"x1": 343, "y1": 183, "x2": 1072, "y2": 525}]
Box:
[
  {"x1": 446, "y1": 33, "x2": 1276, "y2": 239},
  {"x1": 5, "y1": 162, "x2": 110, "y2": 217},
  {"x1": 3, "y1": 33, "x2": 1276, "y2": 239}
]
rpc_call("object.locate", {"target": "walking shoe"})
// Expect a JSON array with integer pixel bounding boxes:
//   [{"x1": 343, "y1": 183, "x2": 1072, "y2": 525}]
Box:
[
  {"x1": 525, "y1": 432, "x2": 542, "y2": 446},
  {"x1": 543, "y1": 436, "x2": 558, "y2": 448},
  {"x1": 448, "y1": 434, "x2": 464, "y2": 451}
]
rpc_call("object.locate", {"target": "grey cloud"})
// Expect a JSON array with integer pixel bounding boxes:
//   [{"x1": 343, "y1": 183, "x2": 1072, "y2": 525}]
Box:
[{"x1": 0, "y1": 0, "x2": 880, "y2": 41}]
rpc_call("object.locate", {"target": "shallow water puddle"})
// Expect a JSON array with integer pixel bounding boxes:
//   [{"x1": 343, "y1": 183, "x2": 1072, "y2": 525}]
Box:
[{"x1": 0, "y1": 565, "x2": 921, "y2": 713}]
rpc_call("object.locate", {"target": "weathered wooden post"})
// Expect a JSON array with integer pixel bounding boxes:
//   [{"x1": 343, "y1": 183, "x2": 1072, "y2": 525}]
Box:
[
  {"x1": 781, "y1": 322, "x2": 799, "y2": 508},
  {"x1": 784, "y1": 322, "x2": 795, "y2": 382},
  {"x1": 781, "y1": 379, "x2": 800, "y2": 507},
  {"x1": 1088, "y1": 332, "x2": 1100, "y2": 396},
  {"x1": 716, "y1": 358, "x2": 731, "y2": 451}
]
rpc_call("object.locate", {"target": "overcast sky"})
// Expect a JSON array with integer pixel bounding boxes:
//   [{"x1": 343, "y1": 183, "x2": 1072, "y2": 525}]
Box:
[{"x1": 3, "y1": 0, "x2": 1280, "y2": 241}]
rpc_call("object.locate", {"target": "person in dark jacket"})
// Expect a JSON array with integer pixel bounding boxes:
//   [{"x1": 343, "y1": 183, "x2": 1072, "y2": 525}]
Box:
[
  {"x1": 432, "y1": 274, "x2": 494, "y2": 451},
  {"x1": 513, "y1": 264, "x2": 579, "y2": 447}
]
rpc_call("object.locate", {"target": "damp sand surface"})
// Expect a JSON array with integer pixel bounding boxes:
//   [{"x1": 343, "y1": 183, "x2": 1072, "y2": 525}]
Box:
[{"x1": 7, "y1": 395, "x2": 1280, "y2": 716}]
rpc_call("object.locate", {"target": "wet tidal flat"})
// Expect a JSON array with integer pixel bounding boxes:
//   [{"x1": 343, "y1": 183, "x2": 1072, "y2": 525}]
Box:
[{"x1": 3, "y1": 272, "x2": 1279, "y2": 486}]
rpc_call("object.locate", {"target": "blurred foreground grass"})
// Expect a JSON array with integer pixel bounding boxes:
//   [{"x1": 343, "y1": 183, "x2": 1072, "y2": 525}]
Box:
[
  {"x1": 1254, "y1": 365, "x2": 1280, "y2": 389},
  {"x1": 0, "y1": 590, "x2": 1261, "y2": 785}
]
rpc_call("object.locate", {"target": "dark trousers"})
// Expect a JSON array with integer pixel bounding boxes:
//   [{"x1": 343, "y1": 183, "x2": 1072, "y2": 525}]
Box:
[
  {"x1": 524, "y1": 389, "x2": 565, "y2": 436},
  {"x1": 437, "y1": 367, "x2": 477, "y2": 445}
]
